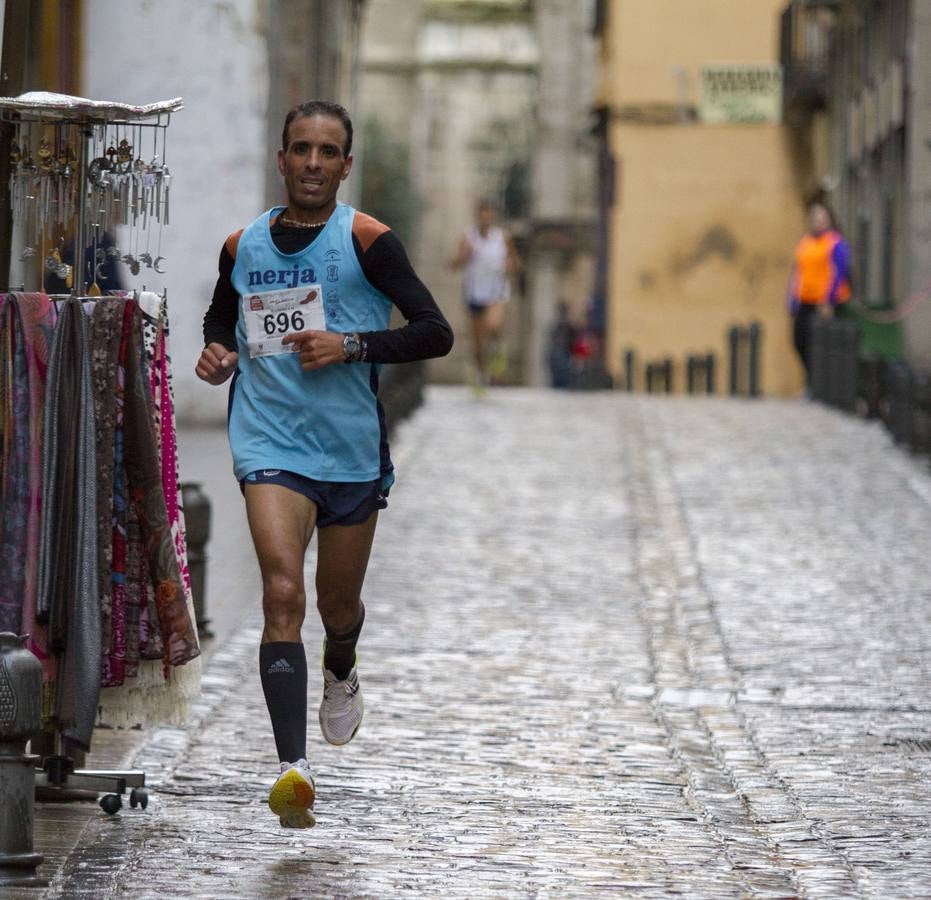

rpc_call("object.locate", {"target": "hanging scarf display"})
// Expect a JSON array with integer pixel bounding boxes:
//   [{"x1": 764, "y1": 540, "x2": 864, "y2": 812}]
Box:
[
  {"x1": 121, "y1": 300, "x2": 199, "y2": 667},
  {"x1": 0, "y1": 293, "x2": 30, "y2": 633},
  {"x1": 35, "y1": 298, "x2": 102, "y2": 750},
  {"x1": 96, "y1": 291, "x2": 202, "y2": 730},
  {"x1": 0, "y1": 293, "x2": 56, "y2": 635},
  {"x1": 1, "y1": 296, "x2": 31, "y2": 631},
  {"x1": 139, "y1": 291, "x2": 193, "y2": 609},
  {"x1": 90, "y1": 297, "x2": 125, "y2": 685},
  {"x1": 0, "y1": 286, "x2": 201, "y2": 743},
  {"x1": 91, "y1": 295, "x2": 199, "y2": 683}
]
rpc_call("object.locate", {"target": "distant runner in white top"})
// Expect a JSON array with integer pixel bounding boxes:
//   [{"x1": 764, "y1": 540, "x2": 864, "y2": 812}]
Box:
[{"x1": 449, "y1": 200, "x2": 518, "y2": 390}]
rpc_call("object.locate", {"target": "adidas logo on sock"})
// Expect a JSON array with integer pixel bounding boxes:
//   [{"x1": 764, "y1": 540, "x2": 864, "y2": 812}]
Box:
[{"x1": 267, "y1": 658, "x2": 295, "y2": 674}]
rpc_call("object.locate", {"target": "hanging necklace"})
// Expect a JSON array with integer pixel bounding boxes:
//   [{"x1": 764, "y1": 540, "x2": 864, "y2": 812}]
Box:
[{"x1": 279, "y1": 211, "x2": 328, "y2": 229}]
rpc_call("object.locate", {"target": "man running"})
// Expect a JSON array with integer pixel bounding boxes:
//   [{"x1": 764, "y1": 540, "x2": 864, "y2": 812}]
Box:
[
  {"x1": 448, "y1": 200, "x2": 518, "y2": 389},
  {"x1": 196, "y1": 100, "x2": 453, "y2": 828}
]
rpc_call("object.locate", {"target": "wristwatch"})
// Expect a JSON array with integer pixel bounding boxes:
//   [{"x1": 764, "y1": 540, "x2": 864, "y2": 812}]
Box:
[{"x1": 342, "y1": 332, "x2": 362, "y2": 363}]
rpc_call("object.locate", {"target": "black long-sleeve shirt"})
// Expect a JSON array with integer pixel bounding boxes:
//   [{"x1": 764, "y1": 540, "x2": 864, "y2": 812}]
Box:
[{"x1": 202, "y1": 215, "x2": 453, "y2": 363}]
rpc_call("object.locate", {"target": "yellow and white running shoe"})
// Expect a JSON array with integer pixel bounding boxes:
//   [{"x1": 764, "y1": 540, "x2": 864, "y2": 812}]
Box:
[{"x1": 268, "y1": 759, "x2": 316, "y2": 828}]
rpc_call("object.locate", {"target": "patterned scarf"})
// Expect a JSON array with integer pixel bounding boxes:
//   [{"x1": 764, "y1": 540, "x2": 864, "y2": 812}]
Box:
[
  {"x1": 139, "y1": 292, "x2": 194, "y2": 614},
  {"x1": 120, "y1": 300, "x2": 199, "y2": 669},
  {"x1": 93, "y1": 296, "x2": 200, "y2": 681},
  {"x1": 0, "y1": 293, "x2": 56, "y2": 636},
  {"x1": 2, "y1": 291, "x2": 199, "y2": 744},
  {"x1": 36, "y1": 298, "x2": 102, "y2": 750}
]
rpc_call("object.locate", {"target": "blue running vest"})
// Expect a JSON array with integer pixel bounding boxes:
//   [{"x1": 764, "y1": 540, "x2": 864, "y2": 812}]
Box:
[{"x1": 228, "y1": 203, "x2": 393, "y2": 483}]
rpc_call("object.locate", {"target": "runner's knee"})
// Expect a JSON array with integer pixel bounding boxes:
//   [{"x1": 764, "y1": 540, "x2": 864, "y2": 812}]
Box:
[
  {"x1": 262, "y1": 571, "x2": 306, "y2": 630},
  {"x1": 316, "y1": 588, "x2": 360, "y2": 631}
]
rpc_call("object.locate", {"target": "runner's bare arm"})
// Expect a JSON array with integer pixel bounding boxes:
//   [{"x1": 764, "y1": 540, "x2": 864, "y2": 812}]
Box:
[{"x1": 448, "y1": 234, "x2": 472, "y2": 270}]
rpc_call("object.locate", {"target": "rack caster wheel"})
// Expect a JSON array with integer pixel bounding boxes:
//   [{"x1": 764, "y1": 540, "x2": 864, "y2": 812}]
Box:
[
  {"x1": 129, "y1": 788, "x2": 149, "y2": 810},
  {"x1": 99, "y1": 793, "x2": 122, "y2": 815}
]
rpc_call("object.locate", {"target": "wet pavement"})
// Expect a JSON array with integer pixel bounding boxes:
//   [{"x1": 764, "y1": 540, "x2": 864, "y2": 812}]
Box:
[{"x1": 18, "y1": 387, "x2": 931, "y2": 897}]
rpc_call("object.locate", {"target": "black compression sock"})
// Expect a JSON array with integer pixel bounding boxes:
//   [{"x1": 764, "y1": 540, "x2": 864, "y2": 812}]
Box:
[
  {"x1": 323, "y1": 603, "x2": 365, "y2": 680},
  {"x1": 259, "y1": 642, "x2": 307, "y2": 764}
]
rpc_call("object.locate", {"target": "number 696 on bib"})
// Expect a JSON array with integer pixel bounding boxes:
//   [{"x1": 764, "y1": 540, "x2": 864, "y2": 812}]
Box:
[{"x1": 243, "y1": 285, "x2": 326, "y2": 358}]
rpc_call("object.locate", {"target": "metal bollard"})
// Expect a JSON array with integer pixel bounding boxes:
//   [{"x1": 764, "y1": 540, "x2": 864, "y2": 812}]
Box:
[
  {"x1": 181, "y1": 483, "x2": 213, "y2": 639},
  {"x1": 728, "y1": 326, "x2": 741, "y2": 396},
  {"x1": 686, "y1": 355, "x2": 697, "y2": 395},
  {"x1": 0, "y1": 633, "x2": 46, "y2": 887},
  {"x1": 747, "y1": 322, "x2": 762, "y2": 398},
  {"x1": 624, "y1": 349, "x2": 636, "y2": 392},
  {"x1": 705, "y1": 352, "x2": 716, "y2": 394}
]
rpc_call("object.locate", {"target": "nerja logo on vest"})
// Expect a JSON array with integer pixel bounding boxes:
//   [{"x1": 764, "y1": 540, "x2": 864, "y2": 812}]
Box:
[{"x1": 246, "y1": 265, "x2": 319, "y2": 289}]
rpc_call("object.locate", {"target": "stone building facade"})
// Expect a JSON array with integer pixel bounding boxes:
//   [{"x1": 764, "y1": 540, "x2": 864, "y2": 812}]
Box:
[
  {"x1": 264, "y1": 0, "x2": 367, "y2": 208},
  {"x1": 360, "y1": 0, "x2": 598, "y2": 385},
  {"x1": 782, "y1": 0, "x2": 931, "y2": 368},
  {"x1": 361, "y1": 0, "x2": 537, "y2": 384},
  {"x1": 525, "y1": 1, "x2": 599, "y2": 387},
  {"x1": 595, "y1": 0, "x2": 807, "y2": 397}
]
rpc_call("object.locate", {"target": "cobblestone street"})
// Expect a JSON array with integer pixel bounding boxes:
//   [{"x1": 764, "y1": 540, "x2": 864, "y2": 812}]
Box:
[{"x1": 26, "y1": 387, "x2": 931, "y2": 898}]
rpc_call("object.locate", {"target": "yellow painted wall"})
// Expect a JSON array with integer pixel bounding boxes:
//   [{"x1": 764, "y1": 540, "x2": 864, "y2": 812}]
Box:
[
  {"x1": 606, "y1": 123, "x2": 804, "y2": 395},
  {"x1": 602, "y1": 0, "x2": 784, "y2": 107},
  {"x1": 601, "y1": 0, "x2": 806, "y2": 396}
]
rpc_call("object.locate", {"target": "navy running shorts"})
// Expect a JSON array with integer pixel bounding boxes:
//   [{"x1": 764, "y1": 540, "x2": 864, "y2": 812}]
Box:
[
  {"x1": 240, "y1": 469, "x2": 388, "y2": 527},
  {"x1": 466, "y1": 301, "x2": 495, "y2": 317}
]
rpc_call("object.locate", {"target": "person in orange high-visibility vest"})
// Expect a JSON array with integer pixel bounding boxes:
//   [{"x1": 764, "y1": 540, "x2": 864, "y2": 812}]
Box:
[
  {"x1": 787, "y1": 201, "x2": 852, "y2": 385},
  {"x1": 788, "y1": 202, "x2": 851, "y2": 385}
]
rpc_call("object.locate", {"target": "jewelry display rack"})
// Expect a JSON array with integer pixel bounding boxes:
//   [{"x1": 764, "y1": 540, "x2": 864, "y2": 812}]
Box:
[
  {"x1": 0, "y1": 91, "x2": 184, "y2": 815},
  {"x1": 1, "y1": 91, "x2": 180, "y2": 294}
]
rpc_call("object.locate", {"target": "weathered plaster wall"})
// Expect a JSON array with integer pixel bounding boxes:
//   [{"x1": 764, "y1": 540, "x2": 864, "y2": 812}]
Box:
[{"x1": 82, "y1": 0, "x2": 269, "y2": 423}]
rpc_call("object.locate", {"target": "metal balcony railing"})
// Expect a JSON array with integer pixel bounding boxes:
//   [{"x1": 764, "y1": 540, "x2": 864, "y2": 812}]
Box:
[{"x1": 780, "y1": 0, "x2": 837, "y2": 122}]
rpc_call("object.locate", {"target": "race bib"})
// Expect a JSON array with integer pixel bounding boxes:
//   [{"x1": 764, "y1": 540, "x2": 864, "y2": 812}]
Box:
[{"x1": 242, "y1": 285, "x2": 326, "y2": 358}]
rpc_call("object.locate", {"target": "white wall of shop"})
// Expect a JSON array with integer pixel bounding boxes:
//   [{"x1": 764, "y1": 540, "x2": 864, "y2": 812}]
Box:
[{"x1": 82, "y1": 0, "x2": 269, "y2": 424}]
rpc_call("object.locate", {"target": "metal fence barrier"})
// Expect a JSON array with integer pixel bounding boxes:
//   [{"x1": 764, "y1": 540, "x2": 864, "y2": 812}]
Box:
[
  {"x1": 885, "y1": 360, "x2": 916, "y2": 448},
  {"x1": 809, "y1": 317, "x2": 858, "y2": 413},
  {"x1": 808, "y1": 315, "x2": 931, "y2": 462}
]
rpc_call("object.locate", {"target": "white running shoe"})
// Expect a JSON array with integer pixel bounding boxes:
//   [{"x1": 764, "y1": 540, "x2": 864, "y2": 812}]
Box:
[
  {"x1": 319, "y1": 660, "x2": 364, "y2": 746},
  {"x1": 268, "y1": 759, "x2": 316, "y2": 828}
]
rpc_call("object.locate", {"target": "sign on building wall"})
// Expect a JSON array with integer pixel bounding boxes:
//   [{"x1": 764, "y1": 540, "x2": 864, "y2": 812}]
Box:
[{"x1": 700, "y1": 66, "x2": 783, "y2": 124}]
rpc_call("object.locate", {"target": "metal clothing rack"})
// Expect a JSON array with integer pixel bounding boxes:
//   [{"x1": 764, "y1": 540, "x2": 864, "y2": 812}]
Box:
[
  {"x1": 0, "y1": 92, "x2": 182, "y2": 816},
  {"x1": 46, "y1": 288, "x2": 168, "y2": 304},
  {"x1": 33, "y1": 757, "x2": 148, "y2": 815}
]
